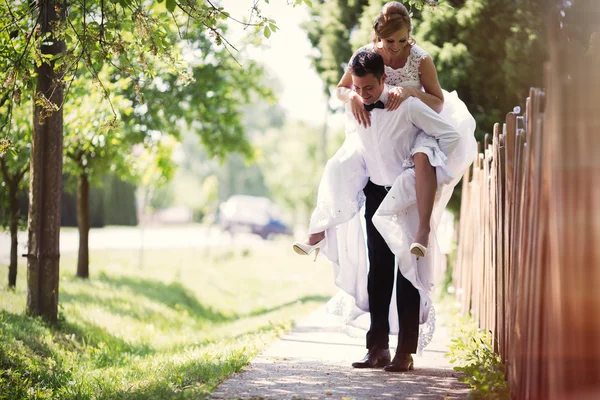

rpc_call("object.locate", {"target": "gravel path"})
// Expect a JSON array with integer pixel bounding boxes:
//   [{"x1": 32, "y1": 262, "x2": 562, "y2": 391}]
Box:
[{"x1": 212, "y1": 305, "x2": 469, "y2": 400}]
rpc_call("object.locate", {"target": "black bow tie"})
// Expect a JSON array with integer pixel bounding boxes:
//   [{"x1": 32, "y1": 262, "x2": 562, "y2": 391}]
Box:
[{"x1": 364, "y1": 100, "x2": 385, "y2": 112}]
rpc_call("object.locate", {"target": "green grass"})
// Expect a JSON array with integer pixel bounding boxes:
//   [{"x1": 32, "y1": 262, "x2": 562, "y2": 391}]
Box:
[{"x1": 0, "y1": 240, "x2": 336, "y2": 399}]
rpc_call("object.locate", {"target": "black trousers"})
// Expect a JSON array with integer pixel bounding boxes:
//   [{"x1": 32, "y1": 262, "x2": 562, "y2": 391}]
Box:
[{"x1": 364, "y1": 180, "x2": 420, "y2": 353}]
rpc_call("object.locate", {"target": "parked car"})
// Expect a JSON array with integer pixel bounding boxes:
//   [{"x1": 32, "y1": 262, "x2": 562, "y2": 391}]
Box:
[{"x1": 219, "y1": 195, "x2": 291, "y2": 239}]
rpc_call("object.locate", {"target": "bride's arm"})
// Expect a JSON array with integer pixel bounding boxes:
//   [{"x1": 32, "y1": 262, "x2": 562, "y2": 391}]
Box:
[
  {"x1": 336, "y1": 69, "x2": 371, "y2": 127},
  {"x1": 336, "y1": 69, "x2": 357, "y2": 102},
  {"x1": 404, "y1": 56, "x2": 444, "y2": 113}
]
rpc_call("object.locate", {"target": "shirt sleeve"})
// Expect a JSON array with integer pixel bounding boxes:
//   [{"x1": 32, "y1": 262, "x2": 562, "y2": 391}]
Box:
[{"x1": 406, "y1": 98, "x2": 460, "y2": 157}]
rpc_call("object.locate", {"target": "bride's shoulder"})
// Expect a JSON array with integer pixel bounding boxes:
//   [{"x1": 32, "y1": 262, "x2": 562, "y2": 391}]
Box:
[{"x1": 410, "y1": 44, "x2": 429, "y2": 61}]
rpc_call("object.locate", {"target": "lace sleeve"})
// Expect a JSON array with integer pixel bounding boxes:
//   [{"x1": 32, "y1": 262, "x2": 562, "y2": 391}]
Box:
[{"x1": 409, "y1": 45, "x2": 429, "y2": 75}]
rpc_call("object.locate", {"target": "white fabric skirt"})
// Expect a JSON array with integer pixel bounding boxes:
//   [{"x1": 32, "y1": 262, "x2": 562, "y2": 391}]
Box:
[{"x1": 309, "y1": 89, "x2": 477, "y2": 353}]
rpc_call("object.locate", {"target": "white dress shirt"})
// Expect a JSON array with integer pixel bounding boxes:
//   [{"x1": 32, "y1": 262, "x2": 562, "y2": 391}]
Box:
[{"x1": 347, "y1": 84, "x2": 460, "y2": 186}]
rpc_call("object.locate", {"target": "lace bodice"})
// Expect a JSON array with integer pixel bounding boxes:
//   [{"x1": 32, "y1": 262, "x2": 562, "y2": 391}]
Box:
[{"x1": 350, "y1": 43, "x2": 429, "y2": 89}]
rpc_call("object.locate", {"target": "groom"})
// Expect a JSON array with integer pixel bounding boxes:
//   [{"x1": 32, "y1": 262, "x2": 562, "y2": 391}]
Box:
[{"x1": 347, "y1": 50, "x2": 460, "y2": 372}]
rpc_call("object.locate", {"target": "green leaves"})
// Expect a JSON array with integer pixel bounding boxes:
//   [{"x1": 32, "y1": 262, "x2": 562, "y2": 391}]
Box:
[
  {"x1": 165, "y1": 0, "x2": 177, "y2": 13},
  {"x1": 414, "y1": 0, "x2": 546, "y2": 135},
  {"x1": 0, "y1": 138, "x2": 15, "y2": 158},
  {"x1": 446, "y1": 315, "x2": 510, "y2": 399},
  {"x1": 117, "y1": 0, "x2": 132, "y2": 8},
  {"x1": 293, "y1": 0, "x2": 313, "y2": 7},
  {"x1": 1, "y1": 0, "x2": 290, "y2": 210},
  {"x1": 262, "y1": 18, "x2": 278, "y2": 39},
  {"x1": 304, "y1": 0, "x2": 545, "y2": 138}
]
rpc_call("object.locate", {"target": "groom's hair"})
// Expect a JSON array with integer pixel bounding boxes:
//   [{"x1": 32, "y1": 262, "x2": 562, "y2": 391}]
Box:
[{"x1": 349, "y1": 50, "x2": 385, "y2": 80}]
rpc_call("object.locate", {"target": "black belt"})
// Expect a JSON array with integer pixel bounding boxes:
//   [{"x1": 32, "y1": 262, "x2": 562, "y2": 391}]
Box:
[{"x1": 369, "y1": 180, "x2": 392, "y2": 192}]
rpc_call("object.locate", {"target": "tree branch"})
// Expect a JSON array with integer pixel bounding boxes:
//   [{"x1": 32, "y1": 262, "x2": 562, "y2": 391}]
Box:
[
  {"x1": 0, "y1": 157, "x2": 13, "y2": 187},
  {"x1": 205, "y1": 0, "x2": 263, "y2": 28},
  {"x1": 100, "y1": 0, "x2": 105, "y2": 44},
  {"x1": 2, "y1": 0, "x2": 39, "y2": 33},
  {"x1": 16, "y1": 162, "x2": 29, "y2": 182},
  {"x1": 13, "y1": 9, "x2": 40, "y2": 71},
  {"x1": 82, "y1": 51, "x2": 119, "y2": 120},
  {"x1": 0, "y1": 11, "x2": 41, "y2": 131},
  {"x1": 0, "y1": 99, "x2": 13, "y2": 133},
  {"x1": 175, "y1": 2, "x2": 240, "y2": 53},
  {"x1": 83, "y1": 0, "x2": 87, "y2": 44},
  {"x1": 169, "y1": 9, "x2": 185, "y2": 40},
  {"x1": 59, "y1": 48, "x2": 85, "y2": 109}
]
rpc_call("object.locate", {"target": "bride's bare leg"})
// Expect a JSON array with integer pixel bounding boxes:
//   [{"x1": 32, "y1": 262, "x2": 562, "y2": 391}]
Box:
[
  {"x1": 414, "y1": 153, "x2": 436, "y2": 247},
  {"x1": 308, "y1": 231, "x2": 325, "y2": 246}
]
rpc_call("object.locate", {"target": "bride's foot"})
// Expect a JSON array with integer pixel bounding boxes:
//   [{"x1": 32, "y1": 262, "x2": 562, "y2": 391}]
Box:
[
  {"x1": 293, "y1": 238, "x2": 325, "y2": 261},
  {"x1": 410, "y1": 227, "x2": 430, "y2": 258}
]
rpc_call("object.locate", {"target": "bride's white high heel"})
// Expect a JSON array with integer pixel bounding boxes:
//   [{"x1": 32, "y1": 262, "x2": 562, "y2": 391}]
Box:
[
  {"x1": 292, "y1": 239, "x2": 325, "y2": 261},
  {"x1": 410, "y1": 242, "x2": 427, "y2": 258}
]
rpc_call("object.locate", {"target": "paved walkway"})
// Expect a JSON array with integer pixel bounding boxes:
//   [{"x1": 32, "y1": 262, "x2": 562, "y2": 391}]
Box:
[{"x1": 212, "y1": 305, "x2": 469, "y2": 400}]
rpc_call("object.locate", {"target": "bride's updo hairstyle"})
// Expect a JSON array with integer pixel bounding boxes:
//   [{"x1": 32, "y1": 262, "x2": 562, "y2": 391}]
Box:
[{"x1": 372, "y1": 2, "x2": 415, "y2": 44}]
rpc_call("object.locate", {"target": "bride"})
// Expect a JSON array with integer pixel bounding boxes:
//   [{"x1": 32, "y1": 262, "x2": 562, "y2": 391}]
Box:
[{"x1": 293, "y1": 2, "x2": 477, "y2": 354}]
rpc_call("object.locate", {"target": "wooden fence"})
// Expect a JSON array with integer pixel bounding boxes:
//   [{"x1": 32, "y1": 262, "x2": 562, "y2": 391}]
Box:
[{"x1": 453, "y1": 17, "x2": 600, "y2": 400}]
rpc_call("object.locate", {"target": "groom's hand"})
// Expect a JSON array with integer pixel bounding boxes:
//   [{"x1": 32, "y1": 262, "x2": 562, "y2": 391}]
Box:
[
  {"x1": 350, "y1": 92, "x2": 371, "y2": 128},
  {"x1": 387, "y1": 86, "x2": 411, "y2": 111}
]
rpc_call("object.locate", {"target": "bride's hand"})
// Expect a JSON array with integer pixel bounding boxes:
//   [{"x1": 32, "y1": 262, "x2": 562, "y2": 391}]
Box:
[
  {"x1": 387, "y1": 86, "x2": 411, "y2": 111},
  {"x1": 350, "y1": 92, "x2": 371, "y2": 127}
]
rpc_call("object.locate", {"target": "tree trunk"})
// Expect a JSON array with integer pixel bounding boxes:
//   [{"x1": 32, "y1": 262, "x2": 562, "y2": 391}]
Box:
[
  {"x1": 76, "y1": 173, "x2": 90, "y2": 278},
  {"x1": 8, "y1": 182, "x2": 18, "y2": 288},
  {"x1": 26, "y1": 0, "x2": 65, "y2": 323}
]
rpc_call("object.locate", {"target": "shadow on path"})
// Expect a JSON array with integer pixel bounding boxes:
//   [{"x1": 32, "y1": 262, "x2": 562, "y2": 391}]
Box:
[
  {"x1": 212, "y1": 359, "x2": 468, "y2": 400},
  {"x1": 212, "y1": 306, "x2": 469, "y2": 400}
]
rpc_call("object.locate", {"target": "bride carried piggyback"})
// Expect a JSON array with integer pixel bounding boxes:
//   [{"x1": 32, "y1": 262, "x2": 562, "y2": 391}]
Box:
[{"x1": 293, "y1": 2, "x2": 477, "y2": 372}]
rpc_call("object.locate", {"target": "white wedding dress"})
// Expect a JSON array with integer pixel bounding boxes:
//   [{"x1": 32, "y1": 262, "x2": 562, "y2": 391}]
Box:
[{"x1": 308, "y1": 44, "x2": 477, "y2": 354}]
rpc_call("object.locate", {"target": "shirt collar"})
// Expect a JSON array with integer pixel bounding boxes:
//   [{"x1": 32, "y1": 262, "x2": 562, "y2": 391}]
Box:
[{"x1": 377, "y1": 84, "x2": 390, "y2": 105}]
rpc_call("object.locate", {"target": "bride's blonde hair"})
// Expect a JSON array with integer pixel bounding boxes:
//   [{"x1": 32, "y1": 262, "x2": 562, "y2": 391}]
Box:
[{"x1": 372, "y1": 2, "x2": 415, "y2": 45}]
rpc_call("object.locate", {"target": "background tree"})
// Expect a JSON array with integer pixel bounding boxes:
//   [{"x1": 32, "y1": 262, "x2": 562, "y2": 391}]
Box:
[
  {"x1": 148, "y1": 129, "x2": 208, "y2": 218},
  {"x1": 303, "y1": 0, "x2": 370, "y2": 97},
  {"x1": 125, "y1": 21, "x2": 275, "y2": 162},
  {"x1": 24, "y1": 0, "x2": 66, "y2": 323},
  {"x1": 255, "y1": 120, "x2": 344, "y2": 229},
  {"x1": 411, "y1": 0, "x2": 547, "y2": 133},
  {"x1": 102, "y1": 175, "x2": 138, "y2": 225},
  {"x1": 134, "y1": 134, "x2": 177, "y2": 269},
  {"x1": 62, "y1": 65, "x2": 142, "y2": 279},
  {"x1": 0, "y1": 100, "x2": 31, "y2": 288},
  {"x1": 0, "y1": 0, "x2": 309, "y2": 322},
  {"x1": 200, "y1": 175, "x2": 220, "y2": 224}
]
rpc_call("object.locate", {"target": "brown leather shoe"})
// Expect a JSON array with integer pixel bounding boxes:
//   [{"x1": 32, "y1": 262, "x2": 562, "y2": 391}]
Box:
[
  {"x1": 351, "y1": 347, "x2": 391, "y2": 368},
  {"x1": 384, "y1": 352, "x2": 414, "y2": 372}
]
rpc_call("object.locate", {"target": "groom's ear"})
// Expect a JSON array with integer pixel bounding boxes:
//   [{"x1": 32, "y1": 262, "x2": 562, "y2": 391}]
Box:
[{"x1": 380, "y1": 73, "x2": 386, "y2": 85}]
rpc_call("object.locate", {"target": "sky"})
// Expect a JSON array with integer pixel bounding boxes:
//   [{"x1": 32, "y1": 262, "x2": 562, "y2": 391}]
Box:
[{"x1": 220, "y1": 1, "x2": 334, "y2": 126}]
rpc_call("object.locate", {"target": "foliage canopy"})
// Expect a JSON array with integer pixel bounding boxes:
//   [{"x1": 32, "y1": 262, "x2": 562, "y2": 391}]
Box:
[{"x1": 303, "y1": 0, "x2": 548, "y2": 135}]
